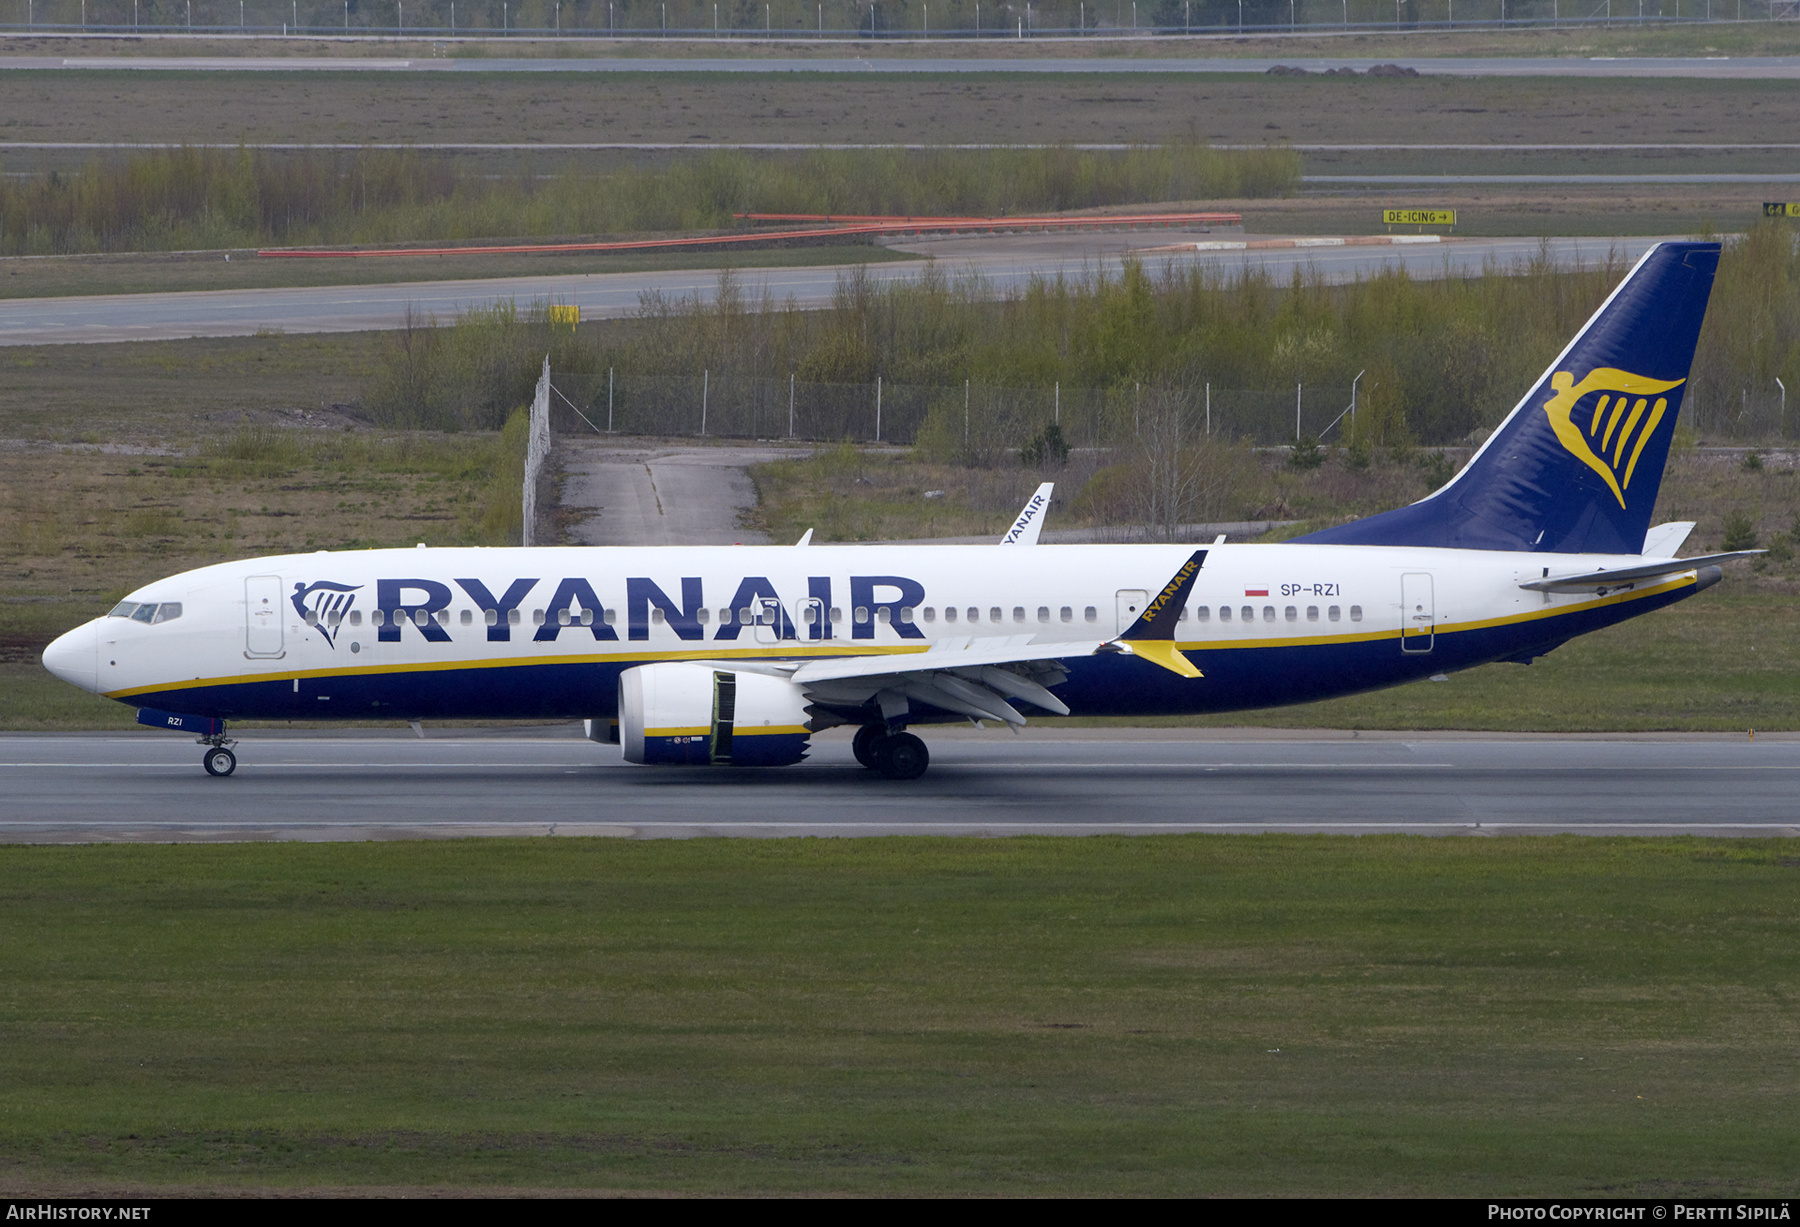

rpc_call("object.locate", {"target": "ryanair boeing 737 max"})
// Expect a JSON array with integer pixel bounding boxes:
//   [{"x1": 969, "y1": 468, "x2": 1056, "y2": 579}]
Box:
[{"x1": 41, "y1": 242, "x2": 1753, "y2": 779}]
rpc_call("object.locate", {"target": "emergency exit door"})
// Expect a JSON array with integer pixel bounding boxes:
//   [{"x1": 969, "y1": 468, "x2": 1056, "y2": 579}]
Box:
[
  {"x1": 1400, "y1": 572, "x2": 1435, "y2": 653},
  {"x1": 752, "y1": 596, "x2": 786, "y2": 644}
]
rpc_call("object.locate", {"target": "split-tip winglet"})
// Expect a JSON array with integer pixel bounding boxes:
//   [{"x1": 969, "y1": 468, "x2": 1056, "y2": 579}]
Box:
[{"x1": 1110, "y1": 548, "x2": 1209, "y2": 678}]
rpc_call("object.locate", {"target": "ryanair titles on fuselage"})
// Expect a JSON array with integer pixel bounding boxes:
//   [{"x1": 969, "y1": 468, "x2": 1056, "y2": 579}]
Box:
[{"x1": 292, "y1": 571, "x2": 929, "y2": 647}]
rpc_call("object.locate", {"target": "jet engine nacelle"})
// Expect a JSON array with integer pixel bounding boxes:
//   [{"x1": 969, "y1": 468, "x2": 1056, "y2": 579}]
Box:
[{"x1": 619, "y1": 662, "x2": 813, "y2": 767}]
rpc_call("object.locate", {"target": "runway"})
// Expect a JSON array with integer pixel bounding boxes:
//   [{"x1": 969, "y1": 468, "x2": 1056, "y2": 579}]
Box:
[
  {"x1": 2, "y1": 730, "x2": 1795, "y2": 841},
  {"x1": 8, "y1": 55, "x2": 1800, "y2": 78},
  {"x1": 0, "y1": 235, "x2": 1663, "y2": 345},
  {"x1": 7, "y1": 141, "x2": 1800, "y2": 153}
]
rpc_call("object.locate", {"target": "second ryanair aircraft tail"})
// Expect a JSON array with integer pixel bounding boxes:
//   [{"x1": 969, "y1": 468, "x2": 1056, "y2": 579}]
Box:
[{"x1": 1297, "y1": 240, "x2": 1721, "y2": 555}]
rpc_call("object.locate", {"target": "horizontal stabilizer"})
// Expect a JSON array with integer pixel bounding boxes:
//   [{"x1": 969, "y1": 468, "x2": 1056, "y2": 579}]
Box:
[{"x1": 1520, "y1": 551, "x2": 1762, "y2": 594}]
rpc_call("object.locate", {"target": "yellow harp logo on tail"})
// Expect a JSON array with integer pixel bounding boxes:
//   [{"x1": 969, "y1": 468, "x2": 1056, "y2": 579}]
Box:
[{"x1": 1542, "y1": 368, "x2": 1685, "y2": 509}]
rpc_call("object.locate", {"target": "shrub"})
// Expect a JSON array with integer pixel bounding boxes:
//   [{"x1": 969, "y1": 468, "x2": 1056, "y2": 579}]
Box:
[
  {"x1": 1420, "y1": 450, "x2": 1458, "y2": 490},
  {"x1": 1020, "y1": 422, "x2": 1071, "y2": 469},
  {"x1": 1722, "y1": 510, "x2": 1760, "y2": 552},
  {"x1": 1287, "y1": 435, "x2": 1325, "y2": 470},
  {"x1": 0, "y1": 144, "x2": 1301, "y2": 256}
]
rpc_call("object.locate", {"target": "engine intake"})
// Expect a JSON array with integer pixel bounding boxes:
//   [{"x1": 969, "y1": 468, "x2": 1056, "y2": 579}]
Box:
[{"x1": 619, "y1": 662, "x2": 812, "y2": 767}]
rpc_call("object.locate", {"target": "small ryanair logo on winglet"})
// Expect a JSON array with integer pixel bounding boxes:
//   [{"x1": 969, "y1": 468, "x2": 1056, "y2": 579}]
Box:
[
  {"x1": 1141, "y1": 557, "x2": 1202, "y2": 628},
  {"x1": 1542, "y1": 367, "x2": 1686, "y2": 509}
]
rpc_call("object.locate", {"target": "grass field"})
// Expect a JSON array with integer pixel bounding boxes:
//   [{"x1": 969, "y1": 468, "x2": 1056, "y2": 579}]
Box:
[
  {"x1": 0, "y1": 67, "x2": 1787, "y2": 269},
  {"x1": 0, "y1": 835, "x2": 1793, "y2": 1195},
  {"x1": 3, "y1": 68, "x2": 1797, "y2": 149}
]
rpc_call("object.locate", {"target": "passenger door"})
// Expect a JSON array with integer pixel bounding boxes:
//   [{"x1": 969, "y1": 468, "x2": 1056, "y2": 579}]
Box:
[{"x1": 245, "y1": 574, "x2": 285, "y2": 658}]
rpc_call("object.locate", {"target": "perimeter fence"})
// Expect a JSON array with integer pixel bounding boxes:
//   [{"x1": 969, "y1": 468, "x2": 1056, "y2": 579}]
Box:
[
  {"x1": 3, "y1": 0, "x2": 1792, "y2": 36},
  {"x1": 544, "y1": 371, "x2": 1800, "y2": 450},
  {"x1": 545, "y1": 372, "x2": 1358, "y2": 452}
]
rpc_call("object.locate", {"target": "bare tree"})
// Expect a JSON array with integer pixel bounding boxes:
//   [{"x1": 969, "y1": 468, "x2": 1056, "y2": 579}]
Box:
[{"x1": 1130, "y1": 387, "x2": 1242, "y2": 541}]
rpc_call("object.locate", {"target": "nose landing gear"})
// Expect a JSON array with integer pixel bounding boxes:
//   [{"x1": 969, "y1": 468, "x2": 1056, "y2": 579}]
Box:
[
  {"x1": 199, "y1": 731, "x2": 238, "y2": 777},
  {"x1": 852, "y1": 724, "x2": 930, "y2": 780}
]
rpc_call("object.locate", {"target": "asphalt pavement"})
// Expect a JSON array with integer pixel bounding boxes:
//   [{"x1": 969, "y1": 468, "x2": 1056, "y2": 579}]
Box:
[
  {"x1": 559, "y1": 443, "x2": 813, "y2": 546},
  {"x1": 0, "y1": 235, "x2": 1667, "y2": 345},
  {"x1": 2, "y1": 730, "x2": 1794, "y2": 841}
]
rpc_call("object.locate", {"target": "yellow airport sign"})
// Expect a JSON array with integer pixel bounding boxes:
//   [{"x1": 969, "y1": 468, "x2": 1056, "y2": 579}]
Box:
[
  {"x1": 548, "y1": 304, "x2": 581, "y2": 326},
  {"x1": 1384, "y1": 209, "x2": 1457, "y2": 226},
  {"x1": 1764, "y1": 203, "x2": 1800, "y2": 218}
]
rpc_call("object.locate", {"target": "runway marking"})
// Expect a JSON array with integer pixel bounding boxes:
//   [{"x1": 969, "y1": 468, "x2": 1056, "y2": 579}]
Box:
[
  {"x1": 4, "y1": 142, "x2": 1799, "y2": 153},
  {"x1": 3, "y1": 816, "x2": 1800, "y2": 827},
  {"x1": 10, "y1": 755, "x2": 1800, "y2": 762},
  {"x1": 0, "y1": 759, "x2": 1461, "y2": 769}
]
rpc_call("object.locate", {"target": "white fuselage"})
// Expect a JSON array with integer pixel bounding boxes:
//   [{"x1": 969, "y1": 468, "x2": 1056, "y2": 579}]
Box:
[{"x1": 43, "y1": 541, "x2": 1701, "y2": 723}]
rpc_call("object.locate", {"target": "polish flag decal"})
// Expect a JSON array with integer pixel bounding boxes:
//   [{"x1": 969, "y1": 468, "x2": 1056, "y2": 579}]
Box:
[{"x1": 1244, "y1": 587, "x2": 1270, "y2": 597}]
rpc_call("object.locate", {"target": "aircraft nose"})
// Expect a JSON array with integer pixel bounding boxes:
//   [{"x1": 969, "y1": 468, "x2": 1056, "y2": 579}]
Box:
[{"x1": 42, "y1": 619, "x2": 100, "y2": 694}]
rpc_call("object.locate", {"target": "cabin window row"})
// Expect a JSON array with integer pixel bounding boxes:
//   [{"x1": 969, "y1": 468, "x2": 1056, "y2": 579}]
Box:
[
  {"x1": 1186, "y1": 604, "x2": 1362, "y2": 624},
  {"x1": 300, "y1": 603, "x2": 1363, "y2": 629}
]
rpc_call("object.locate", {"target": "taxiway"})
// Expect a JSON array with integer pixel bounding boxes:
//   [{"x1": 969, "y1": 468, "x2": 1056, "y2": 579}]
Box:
[{"x1": 0, "y1": 235, "x2": 1666, "y2": 345}]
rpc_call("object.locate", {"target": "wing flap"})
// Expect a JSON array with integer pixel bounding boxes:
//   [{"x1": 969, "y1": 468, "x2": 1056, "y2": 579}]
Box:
[{"x1": 789, "y1": 634, "x2": 1094, "y2": 684}]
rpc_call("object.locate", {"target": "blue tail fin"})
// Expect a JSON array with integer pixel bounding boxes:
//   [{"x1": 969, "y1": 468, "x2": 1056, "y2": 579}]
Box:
[{"x1": 1295, "y1": 241, "x2": 1720, "y2": 555}]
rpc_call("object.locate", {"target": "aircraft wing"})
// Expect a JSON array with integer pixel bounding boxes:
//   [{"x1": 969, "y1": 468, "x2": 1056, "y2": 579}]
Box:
[
  {"x1": 690, "y1": 550, "x2": 1212, "y2": 728},
  {"x1": 683, "y1": 641, "x2": 1082, "y2": 724},
  {"x1": 788, "y1": 636, "x2": 1085, "y2": 725},
  {"x1": 1519, "y1": 550, "x2": 1762, "y2": 594}
]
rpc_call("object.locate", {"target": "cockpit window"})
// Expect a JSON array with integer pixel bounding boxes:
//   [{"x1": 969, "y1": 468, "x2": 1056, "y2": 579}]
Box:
[{"x1": 120, "y1": 601, "x2": 182, "y2": 624}]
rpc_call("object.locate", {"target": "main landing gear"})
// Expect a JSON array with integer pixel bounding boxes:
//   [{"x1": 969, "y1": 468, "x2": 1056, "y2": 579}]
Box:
[
  {"x1": 852, "y1": 724, "x2": 930, "y2": 780},
  {"x1": 200, "y1": 732, "x2": 238, "y2": 777}
]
